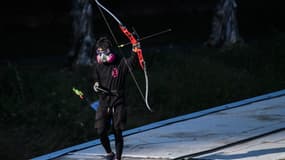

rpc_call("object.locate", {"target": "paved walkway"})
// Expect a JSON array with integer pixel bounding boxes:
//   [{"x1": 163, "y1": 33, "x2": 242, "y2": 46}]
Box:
[
  {"x1": 193, "y1": 130, "x2": 285, "y2": 160},
  {"x1": 55, "y1": 94, "x2": 285, "y2": 160},
  {"x1": 32, "y1": 90, "x2": 285, "y2": 160}
]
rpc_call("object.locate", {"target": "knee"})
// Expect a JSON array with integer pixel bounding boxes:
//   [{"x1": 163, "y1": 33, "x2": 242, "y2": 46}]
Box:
[
  {"x1": 97, "y1": 128, "x2": 107, "y2": 137},
  {"x1": 113, "y1": 129, "x2": 123, "y2": 140}
]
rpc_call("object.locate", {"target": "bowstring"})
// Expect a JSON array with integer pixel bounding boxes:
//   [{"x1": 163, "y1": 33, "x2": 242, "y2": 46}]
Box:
[{"x1": 96, "y1": 5, "x2": 151, "y2": 111}]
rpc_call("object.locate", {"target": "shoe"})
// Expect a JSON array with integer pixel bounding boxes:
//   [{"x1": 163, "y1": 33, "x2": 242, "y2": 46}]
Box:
[
  {"x1": 113, "y1": 155, "x2": 120, "y2": 160},
  {"x1": 106, "y1": 152, "x2": 115, "y2": 160}
]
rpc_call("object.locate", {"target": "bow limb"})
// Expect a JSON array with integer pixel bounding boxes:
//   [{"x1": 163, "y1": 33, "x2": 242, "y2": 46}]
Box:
[
  {"x1": 119, "y1": 25, "x2": 150, "y2": 111},
  {"x1": 95, "y1": 0, "x2": 123, "y2": 25}
]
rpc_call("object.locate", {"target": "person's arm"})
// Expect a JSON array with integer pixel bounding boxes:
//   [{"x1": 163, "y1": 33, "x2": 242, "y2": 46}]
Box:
[{"x1": 125, "y1": 42, "x2": 140, "y2": 70}]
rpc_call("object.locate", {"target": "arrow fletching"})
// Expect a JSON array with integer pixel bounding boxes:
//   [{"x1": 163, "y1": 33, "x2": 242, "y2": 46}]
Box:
[{"x1": 72, "y1": 87, "x2": 84, "y2": 99}]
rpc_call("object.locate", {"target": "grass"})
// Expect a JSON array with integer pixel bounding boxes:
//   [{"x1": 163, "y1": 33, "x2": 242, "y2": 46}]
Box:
[{"x1": 1, "y1": 32, "x2": 285, "y2": 159}]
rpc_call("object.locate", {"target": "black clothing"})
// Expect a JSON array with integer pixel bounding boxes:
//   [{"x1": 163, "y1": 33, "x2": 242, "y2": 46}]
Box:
[
  {"x1": 92, "y1": 53, "x2": 138, "y2": 130},
  {"x1": 91, "y1": 31, "x2": 143, "y2": 160},
  {"x1": 97, "y1": 127, "x2": 122, "y2": 159},
  {"x1": 92, "y1": 52, "x2": 138, "y2": 160},
  {"x1": 97, "y1": 127, "x2": 112, "y2": 153}
]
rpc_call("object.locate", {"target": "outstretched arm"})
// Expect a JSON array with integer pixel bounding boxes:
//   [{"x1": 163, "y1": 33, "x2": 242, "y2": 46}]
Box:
[{"x1": 125, "y1": 42, "x2": 141, "y2": 70}]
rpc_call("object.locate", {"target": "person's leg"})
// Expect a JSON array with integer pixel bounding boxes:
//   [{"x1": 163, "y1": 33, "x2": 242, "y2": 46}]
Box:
[
  {"x1": 113, "y1": 128, "x2": 123, "y2": 160},
  {"x1": 97, "y1": 127, "x2": 113, "y2": 154},
  {"x1": 97, "y1": 127, "x2": 115, "y2": 160},
  {"x1": 111, "y1": 105, "x2": 126, "y2": 160},
  {"x1": 96, "y1": 107, "x2": 115, "y2": 159}
]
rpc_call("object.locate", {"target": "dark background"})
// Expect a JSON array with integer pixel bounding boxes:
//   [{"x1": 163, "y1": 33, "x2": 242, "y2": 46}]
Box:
[
  {"x1": 1, "y1": 0, "x2": 284, "y2": 60},
  {"x1": 1, "y1": 1, "x2": 284, "y2": 159}
]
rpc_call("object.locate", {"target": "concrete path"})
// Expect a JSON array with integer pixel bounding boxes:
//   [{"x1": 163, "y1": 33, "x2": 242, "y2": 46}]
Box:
[
  {"x1": 193, "y1": 130, "x2": 285, "y2": 160},
  {"x1": 55, "y1": 94, "x2": 285, "y2": 160}
]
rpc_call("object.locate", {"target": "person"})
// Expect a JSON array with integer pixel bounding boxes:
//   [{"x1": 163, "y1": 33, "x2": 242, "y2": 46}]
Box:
[{"x1": 91, "y1": 36, "x2": 140, "y2": 160}]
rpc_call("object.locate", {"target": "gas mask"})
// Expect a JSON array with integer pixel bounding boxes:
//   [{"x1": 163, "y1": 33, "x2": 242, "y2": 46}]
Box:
[{"x1": 96, "y1": 48, "x2": 116, "y2": 64}]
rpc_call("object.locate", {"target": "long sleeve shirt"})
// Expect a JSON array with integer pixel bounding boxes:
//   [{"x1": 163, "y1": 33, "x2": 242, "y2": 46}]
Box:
[{"x1": 91, "y1": 52, "x2": 138, "y2": 108}]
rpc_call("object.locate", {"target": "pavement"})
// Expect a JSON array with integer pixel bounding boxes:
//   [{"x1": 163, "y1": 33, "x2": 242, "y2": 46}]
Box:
[
  {"x1": 33, "y1": 90, "x2": 285, "y2": 160},
  {"x1": 193, "y1": 130, "x2": 285, "y2": 160}
]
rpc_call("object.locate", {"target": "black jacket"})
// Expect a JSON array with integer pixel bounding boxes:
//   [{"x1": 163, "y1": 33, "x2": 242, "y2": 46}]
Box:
[{"x1": 91, "y1": 53, "x2": 138, "y2": 108}]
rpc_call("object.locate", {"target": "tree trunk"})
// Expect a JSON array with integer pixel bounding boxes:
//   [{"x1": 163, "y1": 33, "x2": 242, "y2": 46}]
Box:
[
  {"x1": 66, "y1": 0, "x2": 95, "y2": 67},
  {"x1": 206, "y1": 0, "x2": 242, "y2": 48}
]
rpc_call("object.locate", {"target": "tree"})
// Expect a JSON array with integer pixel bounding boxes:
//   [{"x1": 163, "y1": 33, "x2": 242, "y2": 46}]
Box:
[
  {"x1": 66, "y1": 0, "x2": 95, "y2": 67},
  {"x1": 206, "y1": 0, "x2": 242, "y2": 47}
]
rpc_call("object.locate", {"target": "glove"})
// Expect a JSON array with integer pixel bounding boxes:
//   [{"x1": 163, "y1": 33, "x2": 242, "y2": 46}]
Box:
[
  {"x1": 93, "y1": 82, "x2": 100, "y2": 93},
  {"x1": 132, "y1": 42, "x2": 141, "y2": 52}
]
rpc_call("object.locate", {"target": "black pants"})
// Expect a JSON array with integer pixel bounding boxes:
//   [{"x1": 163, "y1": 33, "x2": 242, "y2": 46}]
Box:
[
  {"x1": 95, "y1": 105, "x2": 127, "y2": 130},
  {"x1": 97, "y1": 126, "x2": 123, "y2": 160}
]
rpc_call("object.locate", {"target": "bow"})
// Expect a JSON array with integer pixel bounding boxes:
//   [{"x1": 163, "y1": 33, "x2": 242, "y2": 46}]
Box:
[{"x1": 94, "y1": 0, "x2": 153, "y2": 112}]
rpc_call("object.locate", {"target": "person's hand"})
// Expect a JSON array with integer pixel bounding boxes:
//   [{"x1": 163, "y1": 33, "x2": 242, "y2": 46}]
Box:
[
  {"x1": 93, "y1": 82, "x2": 100, "y2": 92},
  {"x1": 132, "y1": 42, "x2": 141, "y2": 52}
]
